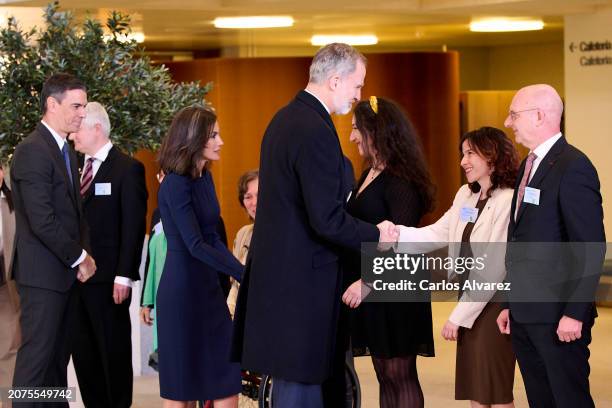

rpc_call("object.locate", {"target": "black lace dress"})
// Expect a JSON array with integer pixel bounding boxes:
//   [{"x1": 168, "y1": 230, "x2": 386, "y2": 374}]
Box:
[{"x1": 345, "y1": 169, "x2": 435, "y2": 358}]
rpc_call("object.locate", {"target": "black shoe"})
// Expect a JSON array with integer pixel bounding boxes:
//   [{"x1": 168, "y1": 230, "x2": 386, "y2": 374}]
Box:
[{"x1": 148, "y1": 351, "x2": 159, "y2": 371}]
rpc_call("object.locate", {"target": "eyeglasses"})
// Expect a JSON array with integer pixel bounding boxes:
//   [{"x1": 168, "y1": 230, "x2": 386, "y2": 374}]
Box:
[{"x1": 508, "y1": 108, "x2": 539, "y2": 121}]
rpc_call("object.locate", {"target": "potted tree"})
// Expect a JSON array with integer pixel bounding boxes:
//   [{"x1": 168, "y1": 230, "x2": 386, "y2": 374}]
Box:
[{"x1": 0, "y1": 1, "x2": 210, "y2": 160}]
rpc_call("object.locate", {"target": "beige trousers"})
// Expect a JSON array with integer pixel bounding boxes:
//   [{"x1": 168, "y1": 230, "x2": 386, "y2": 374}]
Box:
[{"x1": 0, "y1": 284, "x2": 20, "y2": 408}]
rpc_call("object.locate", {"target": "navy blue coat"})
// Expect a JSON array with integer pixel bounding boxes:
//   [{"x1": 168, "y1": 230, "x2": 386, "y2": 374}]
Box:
[
  {"x1": 157, "y1": 172, "x2": 243, "y2": 400},
  {"x1": 232, "y1": 91, "x2": 379, "y2": 384}
]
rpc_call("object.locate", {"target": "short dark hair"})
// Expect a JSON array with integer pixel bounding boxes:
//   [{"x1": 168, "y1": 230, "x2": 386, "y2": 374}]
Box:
[
  {"x1": 40, "y1": 73, "x2": 87, "y2": 114},
  {"x1": 158, "y1": 105, "x2": 217, "y2": 179},
  {"x1": 353, "y1": 97, "x2": 436, "y2": 214},
  {"x1": 459, "y1": 126, "x2": 519, "y2": 196},
  {"x1": 237, "y1": 169, "x2": 259, "y2": 208}
]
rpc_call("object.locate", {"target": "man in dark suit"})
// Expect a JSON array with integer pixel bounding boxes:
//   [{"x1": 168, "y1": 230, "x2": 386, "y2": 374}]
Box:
[
  {"x1": 232, "y1": 43, "x2": 397, "y2": 407},
  {"x1": 10, "y1": 73, "x2": 96, "y2": 407},
  {"x1": 68, "y1": 102, "x2": 147, "y2": 408},
  {"x1": 497, "y1": 84, "x2": 605, "y2": 408}
]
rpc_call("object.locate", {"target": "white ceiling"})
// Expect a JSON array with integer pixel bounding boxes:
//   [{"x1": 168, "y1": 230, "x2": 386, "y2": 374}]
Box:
[{"x1": 2, "y1": 0, "x2": 612, "y2": 52}]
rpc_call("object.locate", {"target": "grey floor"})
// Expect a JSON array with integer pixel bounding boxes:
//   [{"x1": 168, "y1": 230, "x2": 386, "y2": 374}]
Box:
[{"x1": 132, "y1": 302, "x2": 612, "y2": 407}]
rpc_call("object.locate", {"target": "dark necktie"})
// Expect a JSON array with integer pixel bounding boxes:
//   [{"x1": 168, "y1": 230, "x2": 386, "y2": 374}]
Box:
[
  {"x1": 80, "y1": 158, "x2": 95, "y2": 197},
  {"x1": 62, "y1": 143, "x2": 73, "y2": 186}
]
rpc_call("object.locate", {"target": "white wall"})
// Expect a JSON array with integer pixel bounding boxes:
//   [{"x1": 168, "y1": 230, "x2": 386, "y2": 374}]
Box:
[{"x1": 565, "y1": 7, "x2": 612, "y2": 242}]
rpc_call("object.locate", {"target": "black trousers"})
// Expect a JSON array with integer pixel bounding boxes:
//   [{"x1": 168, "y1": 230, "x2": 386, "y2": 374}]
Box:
[
  {"x1": 13, "y1": 283, "x2": 78, "y2": 408},
  {"x1": 510, "y1": 316, "x2": 595, "y2": 408},
  {"x1": 72, "y1": 283, "x2": 133, "y2": 408}
]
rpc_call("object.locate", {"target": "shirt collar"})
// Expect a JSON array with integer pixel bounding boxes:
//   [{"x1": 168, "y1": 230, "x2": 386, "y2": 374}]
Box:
[
  {"x1": 304, "y1": 89, "x2": 330, "y2": 114},
  {"x1": 85, "y1": 141, "x2": 113, "y2": 163},
  {"x1": 40, "y1": 120, "x2": 67, "y2": 151},
  {"x1": 533, "y1": 132, "x2": 563, "y2": 159}
]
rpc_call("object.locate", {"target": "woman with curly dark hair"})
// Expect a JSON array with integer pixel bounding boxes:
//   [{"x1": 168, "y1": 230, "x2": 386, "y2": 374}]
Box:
[
  {"x1": 396, "y1": 126, "x2": 520, "y2": 408},
  {"x1": 341, "y1": 96, "x2": 436, "y2": 408}
]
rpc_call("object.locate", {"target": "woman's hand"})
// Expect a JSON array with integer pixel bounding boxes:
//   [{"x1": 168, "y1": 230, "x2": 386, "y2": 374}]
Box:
[
  {"x1": 140, "y1": 307, "x2": 154, "y2": 326},
  {"x1": 342, "y1": 279, "x2": 371, "y2": 308},
  {"x1": 441, "y1": 320, "x2": 459, "y2": 341}
]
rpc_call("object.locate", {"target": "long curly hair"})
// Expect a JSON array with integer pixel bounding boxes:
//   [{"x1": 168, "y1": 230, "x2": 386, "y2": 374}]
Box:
[
  {"x1": 459, "y1": 126, "x2": 519, "y2": 196},
  {"x1": 353, "y1": 97, "x2": 435, "y2": 213}
]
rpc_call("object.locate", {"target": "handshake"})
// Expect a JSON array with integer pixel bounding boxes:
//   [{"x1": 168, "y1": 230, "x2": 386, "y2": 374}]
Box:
[
  {"x1": 377, "y1": 220, "x2": 400, "y2": 249},
  {"x1": 77, "y1": 254, "x2": 97, "y2": 283}
]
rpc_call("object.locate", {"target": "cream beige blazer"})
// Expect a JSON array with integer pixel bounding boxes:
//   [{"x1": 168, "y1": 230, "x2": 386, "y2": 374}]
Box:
[
  {"x1": 1, "y1": 183, "x2": 17, "y2": 310},
  {"x1": 227, "y1": 224, "x2": 253, "y2": 316},
  {"x1": 397, "y1": 184, "x2": 513, "y2": 328}
]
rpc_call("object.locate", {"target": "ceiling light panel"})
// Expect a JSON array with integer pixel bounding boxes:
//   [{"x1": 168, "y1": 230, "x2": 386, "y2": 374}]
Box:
[
  {"x1": 470, "y1": 18, "x2": 544, "y2": 32},
  {"x1": 311, "y1": 34, "x2": 378, "y2": 46},
  {"x1": 213, "y1": 16, "x2": 294, "y2": 29}
]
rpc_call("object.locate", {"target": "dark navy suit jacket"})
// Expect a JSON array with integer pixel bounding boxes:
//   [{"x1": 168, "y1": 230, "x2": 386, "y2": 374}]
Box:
[
  {"x1": 11, "y1": 123, "x2": 89, "y2": 292},
  {"x1": 505, "y1": 136, "x2": 605, "y2": 323}
]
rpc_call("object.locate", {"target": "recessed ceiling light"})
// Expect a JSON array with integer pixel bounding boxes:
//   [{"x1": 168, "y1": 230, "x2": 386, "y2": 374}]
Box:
[
  {"x1": 470, "y1": 18, "x2": 544, "y2": 32},
  {"x1": 213, "y1": 16, "x2": 294, "y2": 29},
  {"x1": 311, "y1": 35, "x2": 378, "y2": 46}
]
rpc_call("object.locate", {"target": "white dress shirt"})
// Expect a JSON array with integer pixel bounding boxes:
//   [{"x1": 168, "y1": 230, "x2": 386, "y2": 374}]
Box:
[
  {"x1": 82, "y1": 141, "x2": 113, "y2": 183},
  {"x1": 40, "y1": 121, "x2": 87, "y2": 268},
  {"x1": 41, "y1": 120, "x2": 67, "y2": 151},
  {"x1": 304, "y1": 89, "x2": 331, "y2": 114},
  {"x1": 83, "y1": 141, "x2": 133, "y2": 288},
  {"x1": 529, "y1": 132, "x2": 563, "y2": 183}
]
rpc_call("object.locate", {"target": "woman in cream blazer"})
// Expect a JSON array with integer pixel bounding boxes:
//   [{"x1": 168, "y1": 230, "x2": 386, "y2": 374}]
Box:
[
  {"x1": 399, "y1": 184, "x2": 512, "y2": 328},
  {"x1": 227, "y1": 170, "x2": 258, "y2": 317},
  {"x1": 396, "y1": 127, "x2": 519, "y2": 408}
]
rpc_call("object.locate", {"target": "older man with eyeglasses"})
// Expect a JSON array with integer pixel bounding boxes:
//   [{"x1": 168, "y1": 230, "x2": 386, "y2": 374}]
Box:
[{"x1": 497, "y1": 84, "x2": 605, "y2": 408}]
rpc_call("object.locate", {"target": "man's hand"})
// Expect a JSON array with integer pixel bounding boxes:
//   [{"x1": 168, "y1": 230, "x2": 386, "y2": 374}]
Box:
[
  {"x1": 77, "y1": 255, "x2": 96, "y2": 283},
  {"x1": 140, "y1": 307, "x2": 154, "y2": 325},
  {"x1": 557, "y1": 315, "x2": 583, "y2": 342},
  {"x1": 377, "y1": 220, "x2": 399, "y2": 250},
  {"x1": 496, "y1": 308, "x2": 511, "y2": 334},
  {"x1": 342, "y1": 279, "x2": 371, "y2": 309},
  {"x1": 441, "y1": 320, "x2": 459, "y2": 341},
  {"x1": 113, "y1": 283, "x2": 131, "y2": 305}
]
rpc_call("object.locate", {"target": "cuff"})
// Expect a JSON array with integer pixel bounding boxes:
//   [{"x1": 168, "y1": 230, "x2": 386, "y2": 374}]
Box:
[
  {"x1": 71, "y1": 250, "x2": 87, "y2": 268},
  {"x1": 114, "y1": 276, "x2": 135, "y2": 288}
]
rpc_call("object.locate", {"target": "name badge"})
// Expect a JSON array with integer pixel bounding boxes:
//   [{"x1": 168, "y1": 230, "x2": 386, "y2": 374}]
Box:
[
  {"x1": 523, "y1": 186, "x2": 540, "y2": 205},
  {"x1": 460, "y1": 207, "x2": 479, "y2": 223},
  {"x1": 95, "y1": 183, "x2": 111, "y2": 196}
]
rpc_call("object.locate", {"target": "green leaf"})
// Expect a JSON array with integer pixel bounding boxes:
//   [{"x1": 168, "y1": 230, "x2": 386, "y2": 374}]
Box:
[{"x1": 0, "y1": 1, "x2": 208, "y2": 161}]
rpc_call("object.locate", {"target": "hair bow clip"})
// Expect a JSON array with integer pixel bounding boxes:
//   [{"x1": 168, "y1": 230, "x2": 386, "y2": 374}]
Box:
[{"x1": 369, "y1": 96, "x2": 378, "y2": 114}]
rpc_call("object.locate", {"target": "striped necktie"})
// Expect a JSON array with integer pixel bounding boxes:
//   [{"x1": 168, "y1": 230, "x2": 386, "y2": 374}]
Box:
[{"x1": 80, "y1": 157, "x2": 95, "y2": 197}]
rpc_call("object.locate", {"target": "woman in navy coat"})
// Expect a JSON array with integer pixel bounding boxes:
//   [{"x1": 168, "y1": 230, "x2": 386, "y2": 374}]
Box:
[{"x1": 157, "y1": 105, "x2": 243, "y2": 408}]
